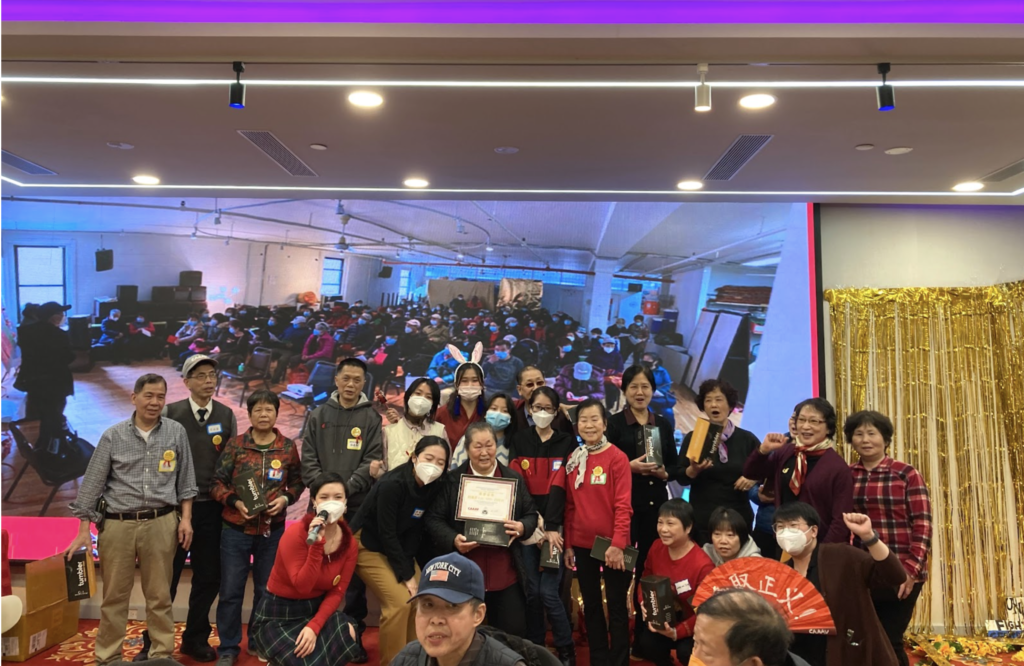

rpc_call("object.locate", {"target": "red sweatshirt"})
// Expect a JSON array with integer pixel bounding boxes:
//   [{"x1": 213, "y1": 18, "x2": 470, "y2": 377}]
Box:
[
  {"x1": 564, "y1": 445, "x2": 633, "y2": 550},
  {"x1": 266, "y1": 513, "x2": 358, "y2": 635},
  {"x1": 638, "y1": 539, "x2": 714, "y2": 638}
]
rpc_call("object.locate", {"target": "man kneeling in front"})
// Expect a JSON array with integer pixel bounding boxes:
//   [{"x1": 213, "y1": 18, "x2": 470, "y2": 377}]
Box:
[{"x1": 393, "y1": 553, "x2": 526, "y2": 666}]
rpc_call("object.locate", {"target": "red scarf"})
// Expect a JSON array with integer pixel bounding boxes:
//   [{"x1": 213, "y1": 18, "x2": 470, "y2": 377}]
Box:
[{"x1": 789, "y1": 437, "x2": 834, "y2": 496}]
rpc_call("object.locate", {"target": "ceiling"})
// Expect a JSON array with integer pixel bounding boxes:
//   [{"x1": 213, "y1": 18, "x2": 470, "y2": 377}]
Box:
[
  {"x1": 0, "y1": 196, "x2": 799, "y2": 274},
  {"x1": 2, "y1": 20, "x2": 1024, "y2": 203}
]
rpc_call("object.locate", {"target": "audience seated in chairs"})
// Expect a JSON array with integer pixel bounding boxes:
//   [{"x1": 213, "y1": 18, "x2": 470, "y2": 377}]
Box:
[
  {"x1": 125, "y1": 314, "x2": 158, "y2": 361},
  {"x1": 483, "y1": 340, "x2": 525, "y2": 396},
  {"x1": 169, "y1": 313, "x2": 204, "y2": 367},
  {"x1": 426, "y1": 347, "x2": 460, "y2": 387},
  {"x1": 300, "y1": 322, "x2": 336, "y2": 371},
  {"x1": 554, "y1": 361, "x2": 605, "y2": 405},
  {"x1": 97, "y1": 309, "x2": 129, "y2": 364}
]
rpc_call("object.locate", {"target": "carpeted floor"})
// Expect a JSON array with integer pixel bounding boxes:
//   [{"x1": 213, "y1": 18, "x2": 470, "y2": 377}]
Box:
[{"x1": 14, "y1": 620, "x2": 947, "y2": 666}]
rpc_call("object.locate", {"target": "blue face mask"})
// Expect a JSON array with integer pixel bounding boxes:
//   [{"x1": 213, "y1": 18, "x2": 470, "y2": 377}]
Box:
[
  {"x1": 404, "y1": 327, "x2": 412, "y2": 334},
  {"x1": 529, "y1": 322, "x2": 537, "y2": 328},
  {"x1": 603, "y1": 345, "x2": 616, "y2": 353},
  {"x1": 562, "y1": 345, "x2": 573, "y2": 353},
  {"x1": 385, "y1": 337, "x2": 397, "y2": 346},
  {"x1": 486, "y1": 410, "x2": 511, "y2": 430},
  {"x1": 495, "y1": 350, "x2": 509, "y2": 360},
  {"x1": 267, "y1": 320, "x2": 275, "y2": 327},
  {"x1": 564, "y1": 319, "x2": 572, "y2": 325},
  {"x1": 490, "y1": 326, "x2": 499, "y2": 332}
]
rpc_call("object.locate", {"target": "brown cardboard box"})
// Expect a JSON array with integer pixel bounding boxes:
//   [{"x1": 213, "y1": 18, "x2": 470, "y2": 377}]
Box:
[{"x1": 1, "y1": 554, "x2": 82, "y2": 661}]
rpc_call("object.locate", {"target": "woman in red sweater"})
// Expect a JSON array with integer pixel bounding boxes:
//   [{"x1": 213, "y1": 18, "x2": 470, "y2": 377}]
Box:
[
  {"x1": 249, "y1": 473, "x2": 361, "y2": 666},
  {"x1": 636, "y1": 499, "x2": 714, "y2": 666},
  {"x1": 564, "y1": 398, "x2": 633, "y2": 666}
]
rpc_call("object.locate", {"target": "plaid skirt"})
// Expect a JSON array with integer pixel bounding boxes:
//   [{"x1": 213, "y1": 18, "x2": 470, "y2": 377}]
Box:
[{"x1": 250, "y1": 592, "x2": 361, "y2": 666}]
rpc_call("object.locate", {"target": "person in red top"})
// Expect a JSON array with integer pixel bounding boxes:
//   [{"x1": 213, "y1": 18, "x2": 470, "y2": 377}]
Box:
[
  {"x1": 435, "y1": 345, "x2": 486, "y2": 445},
  {"x1": 508, "y1": 386, "x2": 578, "y2": 664},
  {"x1": 563, "y1": 399, "x2": 633, "y2": 666},
  {"x1": 300, "y1": 322, "x2": 336, "y2": 371},
  {"x1": 249, "y1": 473, "x2": 361, "y2": 666},
  {"x1": 637, "y1": 499, "x2": 715, "y2": 666},
  {"x1": 846, "y1": 410, "x2": 932, "y2": 666},
  {"x1": 126, "y1": 313, "x2": 158, "y2": 360}
]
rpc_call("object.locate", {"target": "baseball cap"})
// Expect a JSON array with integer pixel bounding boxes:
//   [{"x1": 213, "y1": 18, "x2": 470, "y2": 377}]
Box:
[
  {"x1": 573, "y1": 361, "x2": 593, "y2": 381},
  {"x1": 292, "y1": 316, "x2": 307, "y2": 325},
  {"x1": 408, "y1": 553, "x2": 485, "y2": 605},
  {"x1": 37, "y1": 302, "x2": 72, "y2": 319},
  {"x1": 182, "y1": 354, "x2": 218, "y2": 378},
  {"x1": 406, "y1": 319, "x2": 421, "y2": 327}
]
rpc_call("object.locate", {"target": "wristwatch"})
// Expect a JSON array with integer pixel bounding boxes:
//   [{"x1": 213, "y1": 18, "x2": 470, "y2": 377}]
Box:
[{"x1": 862, "y1": 531, "x2": 880, "y2": 547}]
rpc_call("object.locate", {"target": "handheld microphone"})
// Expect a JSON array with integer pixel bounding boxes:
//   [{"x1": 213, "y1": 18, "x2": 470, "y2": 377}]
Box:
[{"x1": 306, "y1": 510, "x2": 330, "y2": 545}]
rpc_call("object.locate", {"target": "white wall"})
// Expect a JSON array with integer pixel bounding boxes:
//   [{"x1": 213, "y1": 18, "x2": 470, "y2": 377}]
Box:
[
  {"x1": 541, "y1": 284, "x2": 587, "y2": 319},
  {"x1": 820, "y1": 204, "x2": 1024, "y2": 289},
  {"x1": 1, "y1": 230, "x2": 334, "y2": 318},
  {"x1": 668, "y1": 268, "x2": 710, "y2": 343},
  {"x1": 339, "y1": 254, "x2": 383, "y2": 306}
]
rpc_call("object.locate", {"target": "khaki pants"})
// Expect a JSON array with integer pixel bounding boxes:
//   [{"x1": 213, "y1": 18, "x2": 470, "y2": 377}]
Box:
[
  {"x1": 354, "y1": 530, "x2": 419, "y2": 666},
  {"x1": 95, "y1": 511, "x2": 179, "y2": 665}
]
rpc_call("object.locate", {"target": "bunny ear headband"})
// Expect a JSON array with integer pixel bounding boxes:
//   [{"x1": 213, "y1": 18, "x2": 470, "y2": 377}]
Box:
[{"x1": 447, "y1": 342, "x2": 484, "y2": 382}]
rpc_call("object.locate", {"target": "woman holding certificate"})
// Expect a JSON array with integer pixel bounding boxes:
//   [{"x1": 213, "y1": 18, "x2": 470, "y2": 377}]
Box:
[
  {"x1": 425, "y1": 420, "x2": 539, "y2": 638},
  {"x1": 563, "y1": 398, "x2": 634, "y2": 666}
]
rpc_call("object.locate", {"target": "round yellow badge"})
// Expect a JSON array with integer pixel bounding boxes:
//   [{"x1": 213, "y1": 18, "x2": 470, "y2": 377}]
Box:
[
  {"x1": 163, "y1": 450, "x2": 175, "y2": 461},
  {"x1": 212, "y1": 435, "x2": 222, "y2": 446},
  {"x1": 271, "y1": 459, "x2": 282, "y2": 469},
  {"x1": 333, "y1": 575, "x2": 342, "y2": 586},
  {"x1": 592, "y1": 466, "x2": 604, "y2": 477},
  {"x1": 521, "y1": 460, "x2": 530, "y2": 470},
  {"x1": 351, "y1": 427, "x2": 362, "y2": 438}
]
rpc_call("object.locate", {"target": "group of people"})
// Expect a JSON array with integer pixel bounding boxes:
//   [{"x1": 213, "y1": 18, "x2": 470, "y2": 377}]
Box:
[{"x1": 59, "y1": 297, "x2": 931, "y2": 666}]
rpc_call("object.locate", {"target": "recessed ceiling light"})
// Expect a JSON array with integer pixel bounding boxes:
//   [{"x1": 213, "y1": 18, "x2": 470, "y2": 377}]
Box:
[
  {"x1": 494, "y1": 146, "x2": 519, "y2": 155},
  {"x1": 310, "y1": 143, "x2": 328, "y2": 151},
  {"x1": 403, "y1": 177, "x2": 429, "y2": 188},
  {"x1": 884, "y1": 147, "x2": 913, "y2": 155},
  {"x1": 348, "y1": 91, "x2": 383, "y2": 107},
  {"x1": 107, "y1": 141, "x2": 134, "y2": 150},
  {"x1": 952, "y1": 181, "x2": 984, "y2": 192},
  {"x1": 855, "y1": 144, "x2": 875, "y2": 151},
  {"x1": 739, "y1": 93, "x2": 776, "y2": 109},
  {"x1": 677, "y1": 180, "x2": 704, "y2": 191},
  {"x1": 132, "y1": 175, "x2": 160, "y2": 185}
]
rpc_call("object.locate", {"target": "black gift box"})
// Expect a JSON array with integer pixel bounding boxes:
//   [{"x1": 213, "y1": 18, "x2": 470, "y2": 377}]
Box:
[
  {"x1": 464, "y1": 520, "x2": 510, "y2": 547},
  {"x1": 687, "y1": 418, "x2": 725, "y2": 464},
  {"x1": 640, "y1": 575, "x2": 676, "y2": 626},
  {"x1": 64, "y1": 548, "x2": 96, "y2": 601},
  {"x1": 637, "y1": 425, "x2": 663, "y2": 466},
  {"x1": 591, "y1": 535, "x2": 639, "y2": 571},
  {"x1": 235, "y1": 470, "x2": 268, "y2": 514}
]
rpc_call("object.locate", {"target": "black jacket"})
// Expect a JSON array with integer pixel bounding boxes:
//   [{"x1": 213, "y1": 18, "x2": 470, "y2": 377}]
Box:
[
  {"x1": 425, "y1": 461, "x2": 539, "y2": 595},
  {"x1": 15, "y1": 321, "x2": 75, "y2": 398},
  {"x1": 349, "y1": 461, "x2": 442, "y2": 584},
  {"x1": 606, "y1": 409, "x2": 684, "y2": 515}
]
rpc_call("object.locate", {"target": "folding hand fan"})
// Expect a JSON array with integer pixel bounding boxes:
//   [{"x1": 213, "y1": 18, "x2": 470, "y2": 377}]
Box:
[{"x1": 691, "y1": 557, "x2": 836, "y2": 635}]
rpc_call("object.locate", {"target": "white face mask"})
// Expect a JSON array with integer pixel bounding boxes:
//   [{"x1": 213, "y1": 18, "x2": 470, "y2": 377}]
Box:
[
  {"x1": 415, "y1": 461, "x2": 443, "y2": 485},
  {"x1": 532, "y1": 410, "x2": 555, "y2": 429},
  {"x1": 458, "y1": 387, "x2": 482, "y2": 401},
  {"x1": 407, "y1": 395, "x2": 432, "y2": 417},
  {"x1": 775, "y1": 527, "x2": 812, "y2": 556},
  {"x1": 315, "y1": 500, "x2": 346, "y2": 523}
]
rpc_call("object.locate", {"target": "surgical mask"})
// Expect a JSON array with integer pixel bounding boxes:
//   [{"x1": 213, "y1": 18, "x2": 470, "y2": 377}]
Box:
[
  {"x1": 267, "y1": 320, "x2": 276, "y2": 327},
  {"x1": 315, "y1": 500, "x2": 346, "y2": 523},
  {"x1": 775, "y1": 527, "x2": 812, "y2": 555},
  {"x1": 385, "y1": 337, "x2": 397, "y2": 346},
  {"x1": 490, "y1": 326, "x2": 499, "y2": 332},
  {"x1": 458, "y1": 386, "x2": 482, "y2": 401},
  {"x1": 111, "y1": 315, "x2": 120, "y2": 321},
  {"x1": 449, "y1": 318, "x2": 458, "y2": 323},
  {"x1": 508, "y1": 321, "x2": 517, "y2": 327},
  {"x1": 532, "y1": 410, "x2": 555, "y2": 429},
  {"x1": 603, "y1": 345, "x2": 616, "y2": 353},
  {"x1": 415, "y1": 461, "x2": 443, "y2": 485},
  {"x1": 564, "y1": 319, "x2": 572, "y2": 325},
  {"x1": 467, "y1": 325, "x2": 477, "y2": 331},
  {"x1": 560, "y1": 345, "x2": 572, "y2": 353},
  {"x1": 136, "y1": 318, "x2": 145, "y2": 324},
  {"x1": 407, "y1": 395, "x2": 432, "y2": 417},
  {"x1": 566, "y1": 335, "x2": 575, "y2": 342},
  {"x1": 495, "y1": 350, "x2": 509, "y2": 360},
  {"x1": 635, "y1": 320, "x2": 643, "y2": 325},
  {"x1": 404, "y1": 327, "x2": 413, "y2": 334},
  {"x1": 431, "y1": 319, "x2": 441, "y2": 325},
  {"x1": 486, "y1": 410, "x2": 511, "y2": 430},
  {"x1": 529, "y1": 322, "x2": 537, "y2": 328}
]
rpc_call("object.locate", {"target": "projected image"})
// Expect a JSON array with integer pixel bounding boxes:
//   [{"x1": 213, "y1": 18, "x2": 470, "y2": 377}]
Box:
[{"x1": 1, "y1": 198, "x2": 814, "y2": 559}]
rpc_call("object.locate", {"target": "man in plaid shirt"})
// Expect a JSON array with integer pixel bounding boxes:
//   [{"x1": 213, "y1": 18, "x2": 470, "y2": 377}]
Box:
[{"x1": 846, "y1": 410, "x2": 932, "y2": 666}]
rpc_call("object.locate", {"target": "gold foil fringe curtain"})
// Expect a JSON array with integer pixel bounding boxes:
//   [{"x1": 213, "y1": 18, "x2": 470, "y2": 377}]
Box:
[{"x1": 825, "y1": 281, "x2": 1024, "y2": 636}]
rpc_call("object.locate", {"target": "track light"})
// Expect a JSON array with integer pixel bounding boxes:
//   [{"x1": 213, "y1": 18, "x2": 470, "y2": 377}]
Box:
[
  {"x1": 214, "y1": 210, "x2": 222, "y2": 225},
  {"x1": 190, "y1": 228, "x2": 197, "y2": 240},
  {"x1": 229, "y1": 61, "x2": 246, "y2": 109},
  {"x1": 695, "y1": 63, "x2": 711, "y2": 112},
  {"x1": 876, "y1": 63, "x2": 895, "y2": 111},
  {"x1": 336, "y1": 200, "x2": 346, "y2": 216},
  {"x1": 485, "y1": 243, "x2": 494, "y2": 252},
  {"x1": 456, "y1": 252, "x2": 465, "y2": 261}
]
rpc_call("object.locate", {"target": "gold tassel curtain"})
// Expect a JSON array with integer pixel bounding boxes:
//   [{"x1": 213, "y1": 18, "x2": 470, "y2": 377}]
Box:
[{"x1": 825, "y1": 281, "x2": 1024, "y2": 635}]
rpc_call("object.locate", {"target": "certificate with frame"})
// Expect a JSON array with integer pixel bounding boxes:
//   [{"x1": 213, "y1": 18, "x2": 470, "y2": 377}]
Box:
[{"x1": 456, "y1": 476, "x2": 518, "y2": 547}]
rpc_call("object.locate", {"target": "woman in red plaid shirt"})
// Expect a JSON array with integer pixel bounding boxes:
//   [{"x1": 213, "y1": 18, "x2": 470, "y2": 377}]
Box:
[{"x1": 846, "y1": 410, "x2": 932, "y2": 666}]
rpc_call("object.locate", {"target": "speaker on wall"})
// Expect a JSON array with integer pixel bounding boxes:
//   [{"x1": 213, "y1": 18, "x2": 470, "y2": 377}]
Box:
[
  {"x1": 95, "y1": 249, "x2": 114, "y2": 272},
  {"x1": 68, "y1": 315, "x2": 92, "y2": 349},
  {"x1": 179, "y1": 271, "x2": 203, "y2": 287},
  {"x1": 378, "y1": 266, "x2": 393, "y2": 279},
  {"x1": 116, "y1": 285, "x2": 138, "y2": 303},
  {"x1": 627, "y1": 283, "x2": 643, "y2": 293}
]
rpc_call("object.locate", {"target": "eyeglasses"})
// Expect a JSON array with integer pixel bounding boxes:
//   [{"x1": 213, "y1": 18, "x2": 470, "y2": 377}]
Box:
[
  {"x1": 188, "y1": 372, "x2": 217, "y2": 382},
  {"x1": 532, "y1": 406, "x2": 557, "y2": 415},
  {"x1": 796, "y1": 418, "x2": 826, "y2": 427}
]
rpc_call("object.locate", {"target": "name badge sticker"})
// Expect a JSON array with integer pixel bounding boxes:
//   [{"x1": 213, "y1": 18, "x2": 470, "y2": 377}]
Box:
[
  {"x1": 412, "y1": 508, "x2": 425, "y2": 519},
  {"x1": 267, "y1": 468, "x2": 284, "y2": 481},
  {"x1": 207, "y1": 423, "x2": 223, "y2": 435},
  {"x1": 552, "y1": 460, "x2": 562, "y2": 471},
  {"x1": 158, "y1": 459, "x2": 176, "y2": 473},
  {"x1": 347, "y1": 438, "x2": 362, "y2": 450},
  {"x1": 675, "y1": 579, "x2": 692, "y2": 595}
]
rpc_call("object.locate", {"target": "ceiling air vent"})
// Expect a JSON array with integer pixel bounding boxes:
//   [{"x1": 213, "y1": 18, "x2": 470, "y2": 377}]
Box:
[
  {"x1": 981, "y1": 157, "x2": 1024, "y2": 183},
  {"x1": 2, "y1": 149, "x2": 58, "y2": 176},
  {"x1": 703, "y1": 134, "x2": 773, "y2": 181},
  {"x1": 237, "y1": 130, "x2": 318, "y2": 177}
]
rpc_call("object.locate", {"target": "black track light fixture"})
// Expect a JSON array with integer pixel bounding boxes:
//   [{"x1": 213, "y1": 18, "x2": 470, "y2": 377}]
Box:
[
  {"x1": 876, "y1": 63, "x2": 895, "y2": 111},
  {"x1": 229, "y1": 61, "x2": 246, "y2": 109}
]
